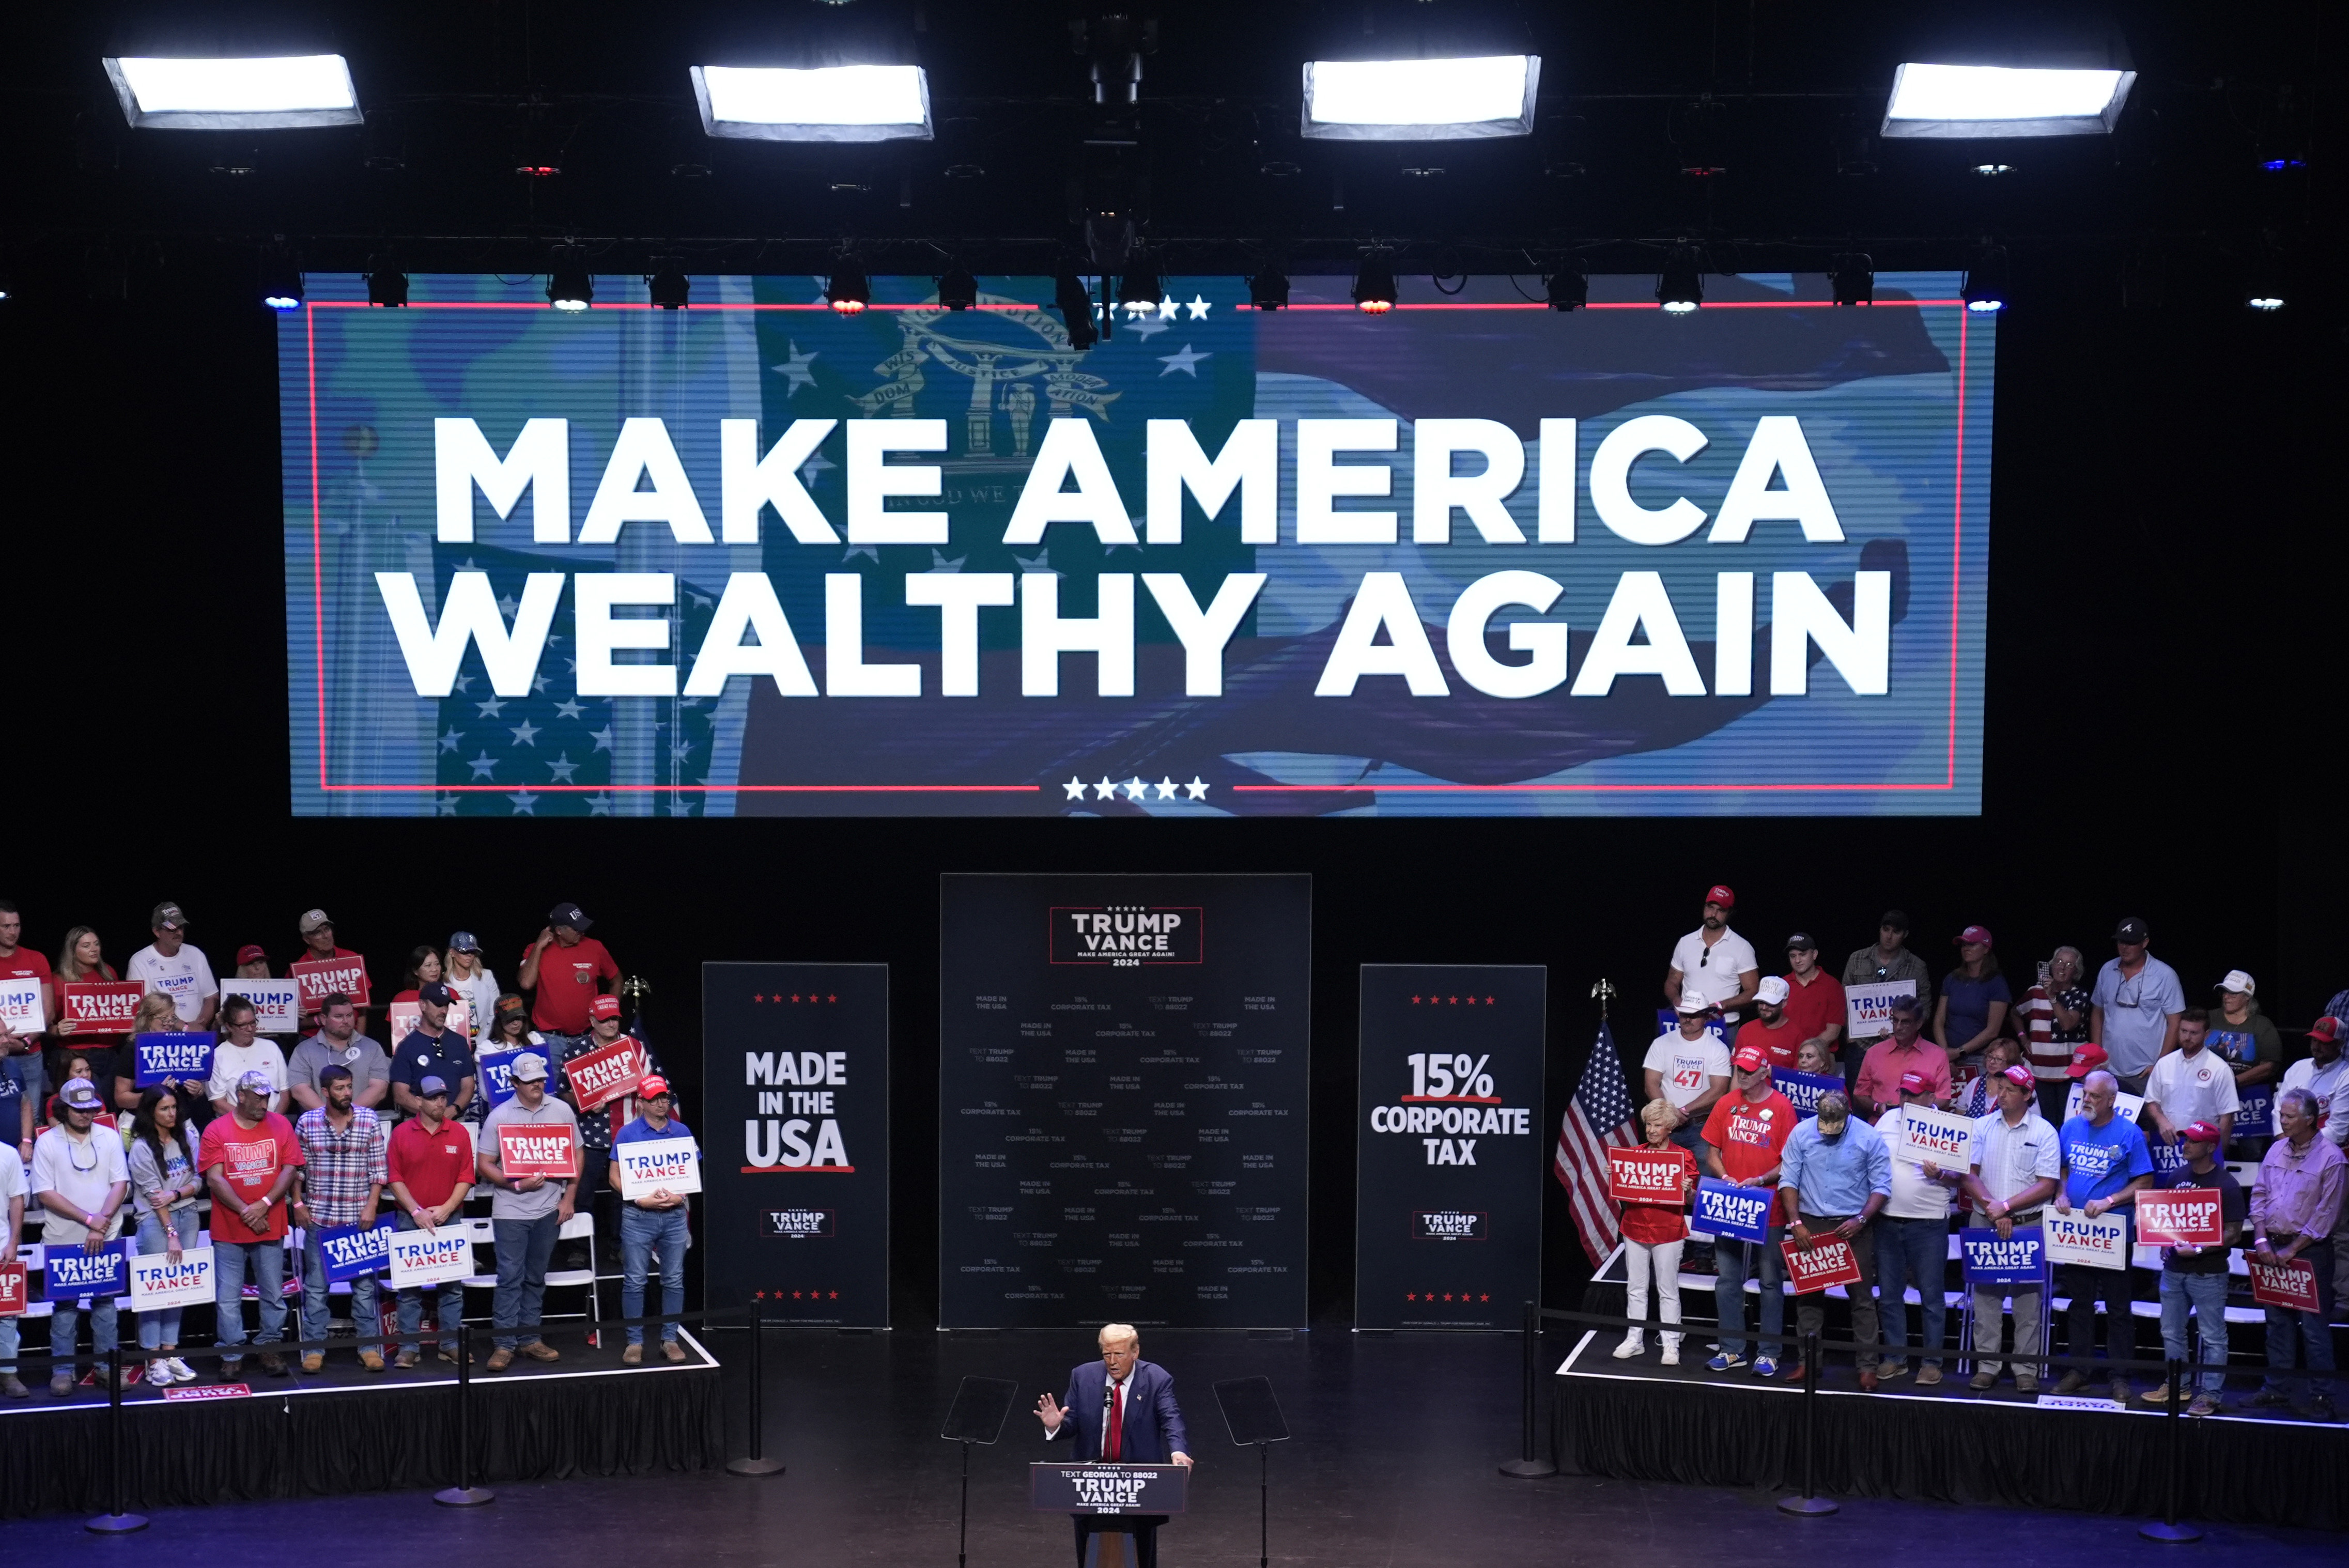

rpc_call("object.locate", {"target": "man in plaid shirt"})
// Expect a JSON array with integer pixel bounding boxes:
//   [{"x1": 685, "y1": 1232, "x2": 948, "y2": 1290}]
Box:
[{"x1": 293, "y1": 1064, "x2": 389, "y2": 1373}]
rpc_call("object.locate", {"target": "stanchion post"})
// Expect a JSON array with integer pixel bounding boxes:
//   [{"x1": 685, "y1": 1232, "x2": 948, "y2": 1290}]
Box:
[
  {"x1": 2140, "y1": 1357, "x2": 2202, "y2": 1543},
  {"x1": 728, "y1": 1306, "x2": 786, "y2": 1477},
  {"x1": 1498, "y1": 1300, "x2": 1558, "y2": 1477},
  {"x1": 434, "y1": 1324, "x2": 496, "y2": 1507},
  {"x1": 1776, "y1": 1331, "x2": 1838, "y2": 1517},
  {"x1": 85, "y1": 1340, "x2": 149, "y2": 1534}
]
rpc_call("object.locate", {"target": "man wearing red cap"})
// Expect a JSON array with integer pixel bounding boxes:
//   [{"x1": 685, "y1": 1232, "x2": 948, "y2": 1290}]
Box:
[
  {"x1": 1873, "y1": 1069, "x2": 1963, "y2": 1384},
  {"x1": 556, "y1": 991, "x2": 662, "y2": 1262},
  {"x1": 2144, "y1": 1121, "x2": 2242, "y2": 1416},
  {"x1": 1664, "y1": 886, "x2": 1759, "y2": 1027},
  {"x1": 2277, "y1": 1017, "x2": 2346, "y2": 1149},
  {"x1": 613, "y1": 1075, "x2": 693, "y2": 1362},
  {"x1": 1699, "y1": 1046, "x2": 1796, "y2": 1376},
  {"x1": 1957, "y1": 1063, "x2": 2060, "y2": 1391}
]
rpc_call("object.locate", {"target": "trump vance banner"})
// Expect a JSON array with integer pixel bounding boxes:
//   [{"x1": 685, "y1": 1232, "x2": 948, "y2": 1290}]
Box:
[{"x1": 279, "y1": 272, "x2": 1991, "y2": 818}]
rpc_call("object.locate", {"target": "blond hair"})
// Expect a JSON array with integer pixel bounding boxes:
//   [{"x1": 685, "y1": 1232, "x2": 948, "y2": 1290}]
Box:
[
  {"x1": 131, "y1": 991, "x2": 180, "y2": 1034},
  {"x1": 1639, "y1": 1097, "x2": 1676, "y2": 1132},
  {"x1": 1097, "y1": 1323, "x2": 1140, "y2": 1349}
]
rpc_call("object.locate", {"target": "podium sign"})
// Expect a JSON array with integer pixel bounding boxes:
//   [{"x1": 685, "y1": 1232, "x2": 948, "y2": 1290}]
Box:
[{"x1": 1031, "y1": 1462, "x2": 1191, "y2": 1516}]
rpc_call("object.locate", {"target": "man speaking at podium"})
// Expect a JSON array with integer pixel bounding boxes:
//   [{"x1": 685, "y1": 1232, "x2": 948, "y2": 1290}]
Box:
[{"x1": 1036, "y1": 1323, "x2": 1193, "y2": 1567}]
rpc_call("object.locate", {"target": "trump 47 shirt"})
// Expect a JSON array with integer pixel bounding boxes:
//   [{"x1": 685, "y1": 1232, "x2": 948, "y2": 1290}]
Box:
[{"x1": 200, "y1": 1111, "x2": 303, "y2": 1243}]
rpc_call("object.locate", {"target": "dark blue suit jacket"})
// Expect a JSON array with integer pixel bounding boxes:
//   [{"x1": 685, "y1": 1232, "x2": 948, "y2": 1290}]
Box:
[{"x1": 1048, "y1": 1359, "x2": 1188, "y2": 1463}]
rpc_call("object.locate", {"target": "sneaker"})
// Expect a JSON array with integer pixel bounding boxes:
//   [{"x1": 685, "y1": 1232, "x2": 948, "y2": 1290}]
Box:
[
  {"x1": 164, "y1": 1359, "x2": 195, "y2": 1384},
  {"x1": 2053, "y1": 1370, "x2": 2087, "y2": 1396},
  {"x1": 1917, "y1": 1365, "x2": 1943, "y2": 1387},
  {"x1": 2186, "y1": 1394, "x2": 2220, "y2": 1418},
  {"x1": 1969, "y1": 1368, "x2": 1999, "y2": 1391},
  {"x1": 1706, "y1": 1353, "x2": 1747, "y2": 1373},
  {"x1": 2140, "y1": 1380, "x2": 2174, "y2": 1405},
  {"x1": 1611, "y1": 1335, "x2": 1645, "y2": 1360},
  {"x1": 2298, "y1": 1395, "x2": 2338, "y2": 1422},
  {"x1": 1753, "y1": 1355, "x2": 1779, "y2": 1379},
  {"x1": 2109, "y1": 1378, "x2": 2133, "y2": 1403},
  {"x1": 661, "y1": 1341, "x2": 687, "y2": 1364},
  {"x1": 1876, "y1": 1359, "x2": 1909, "y2": 1381},
  {"x1": 148, "y1": 1359, "x2": 176, "y2": 1387},
  {"x1": 1660, "y1": 1344, "x2": 1681, "y2": 1367},
  {"x1": 2246, "y1": 1388, "x2": 2293, "y2": 1409}
]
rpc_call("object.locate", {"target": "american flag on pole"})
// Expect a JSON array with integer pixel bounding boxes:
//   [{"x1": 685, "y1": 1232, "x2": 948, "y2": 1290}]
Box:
[{"x1": 1553, "y1": 1018, "x2": 1641, "y2": 1266}]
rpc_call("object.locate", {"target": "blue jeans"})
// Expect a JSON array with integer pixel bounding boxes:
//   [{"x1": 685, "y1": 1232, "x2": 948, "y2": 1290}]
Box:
[
  {"x1": 2158, "y1": 1269, "x2": 2230, "y2": 1396},
  {"x1": 1712, "y1": 1227, "x2": 1785, "y2": 1359},
  {"x1": 492, "y1": 1213, "x2": 561, "y2": 1349},
  {"x1": 2261, "y1": 1238, "x2": 2336, "y2": 1398},
  {"x1": 135, "y1": 1209, "x2": 203, "y2": 1351},
  {"x1": 0, "y1": 1312, "x2": 16, "y2": 1374},
  {"x1": 621, "y1": 1203, "x2": 689, "y2": 1344},
  {"x1": 300, "y1": 1224, "x2": 382, "y2": 1355},
  {"x1": 395, "y1": 1211, "x2": 465, "y2": 1357},
  {"x1": 1875, "y1": 1215, "x2": 1950, "y2": 1367},
  {"x1": 214, "y1": 1238, "x2": 287, "y2": 1350}
]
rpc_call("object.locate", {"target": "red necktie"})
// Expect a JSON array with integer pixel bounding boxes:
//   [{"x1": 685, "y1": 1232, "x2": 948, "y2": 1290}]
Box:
[{"x1": 1106, "y1": 1379, "x2": 1123, "y2": 1460}]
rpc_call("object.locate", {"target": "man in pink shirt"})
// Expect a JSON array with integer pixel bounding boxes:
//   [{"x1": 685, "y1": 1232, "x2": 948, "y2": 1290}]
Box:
[{"x1": 1853, "y1": 997, "x2": 1951, "y2": 1117}]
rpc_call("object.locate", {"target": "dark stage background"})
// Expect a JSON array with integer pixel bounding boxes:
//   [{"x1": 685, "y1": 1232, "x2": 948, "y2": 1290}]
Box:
[{"x1": 1, "y1": 265, "x2": 2335, "y2": 1325}]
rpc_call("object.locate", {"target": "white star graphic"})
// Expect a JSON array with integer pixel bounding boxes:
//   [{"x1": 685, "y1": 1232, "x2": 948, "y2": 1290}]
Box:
[
  {"x1": 508, "y1": 720, "x2": 540, "y2": 747},
  {"x1": 435, "y1": 793, "x2": 461, "y2": 817},
  {"x1": 586, "y1": 791, "x2": 615, "y2": 816},
  {"x1": 548, "y1": 753, "x2": 579, "y2": 783},
  {"x1": 451, "y1": 672, "x2": 472, "y2": 693},
  {"x1": 1126, "y1": 315, "x2": 1169, "y2": 341},
  {"x1": 497, "y1": 593, "x2": 519, "y2": 618},
  {"x1": 689, "y1": 589, "x2": 714, "y2": 609},
  {"x1": 1094, "y1": 777, "x2": 1118, "y2": 800},
  {"x1": 554, "y1": 700, "x2": 584, "y2": 720},
  {"x1": 1157, "y1": 344, "x2": 1211, "y2": 378},
  {"x1": 466, "y1": 752, "x2": 498, "y2": 780},
  {"x1": 800, "y1": 449, "x2": 837, "y2": 488},
  {"x1": 508, "y1": 790, "x2": 538, "y2": 815},
  {"x1": 1013, "y1": 547, "x2": 1052, "y2": 574},
  {"x1": 842, "y1": 543, "x2": 879, "y2": 563},
  {"x1": 457, "y1": 558, "x2": 481, "y2": 572},
  {"x1": 671, "y1": 739, "x2": 694, "y2": 761},
  {"x1": 1063, "y1": 777, "x2": 1089, "y2": 800},
  {"x1": 1184, "y1": 777, "x2": 1209, "y2": 800},
  {"x1": 531, "y1": 672, "x2": 551, "y2": 694},
  {"x1": 931, "y1": 548, "x2": 966, "y2": 572},
  {"x1": 438, "y1": 726, "x2": 464, "y2": 754},
  {"x1": 770, "y1": 341, "x2": 818, "y2": 395},
  {"x1": 1155, "y1": 777, "x2": 1178, "y2": 800},
  {"x1": 591, "y1": 726, "x2": 615, "y2": 752},
  {"x1": 1123, "y1": 776, "x2": 1147, "y2": 800},
  {"x1": 1185, "y1": 294, "x2": 1212, "y2": 319},
  {"x1": 1156, "y1": 298, "x2": 1181, "y2": 321},
  {"x1": 474, "y1": 696, "x2": 505, "y2": 719}
]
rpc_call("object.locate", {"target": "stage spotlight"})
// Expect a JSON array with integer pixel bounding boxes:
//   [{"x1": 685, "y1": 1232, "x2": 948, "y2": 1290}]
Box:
[
  {"x1": 647, "y1": 259, "x2": 690, "y2": 310},
  {"x1": 1248, "y1": 270, "x2": 1290, "y2": 311},
  {"x1": 937, "y1": 266, "x2": 978, "y2": 311},
  {"x1": 547, "y1": 246, "x2": 593, "y2": 312},
  {"x1": 1883, "y1": 63, "x2": 2133, "y2": 139},
  {"x1": 827, "y1": 259, "x2": 870, "y2": 315},
  {"x1": 1120, "y1": 259, "x2": 1163, "y2": 309},
  {"x1": 1830, "y1": 254, "x2": 1874, "y2": 307},
  {"x1": 1656, "y1": 249, "x2": 1703, "y2": 314},
  {"x1": 104, "y1": 54, "x2": 362, "y2": 131},
  {"x1": 1961, "y1": 245, "x2": 2010, "y2": 314},
  {"x1": 1054, "y1": 266, "x2": 1098, "y2": 349},
  {"x1": 1352, "y1": 257, "x2": 1397, "y2": 314},
  {"x1": 690, "y1": 65, "x2": 932, "y2": 143},
  {"x1": 1543, "y1": 268, "x2": 1588, "y2": 311},
  {"x1": 364, "y1": 259, "x2": 408, "y2": 307},
  {"x1": 1302, "y1": 56, "x2": 1540, "y2": 141},
  {"x1": 260, "y1": 257, "x2": 303, "y2": 312}
]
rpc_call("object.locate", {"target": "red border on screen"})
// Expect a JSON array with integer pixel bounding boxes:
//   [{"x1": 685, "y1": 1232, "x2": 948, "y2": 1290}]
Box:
[{"x1": 304, "y1": 298, "x2": 1975, "y2": 799}]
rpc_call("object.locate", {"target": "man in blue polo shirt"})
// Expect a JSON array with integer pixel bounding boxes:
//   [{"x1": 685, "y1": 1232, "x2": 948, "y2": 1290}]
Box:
[
  {"x1": 2052, "y1": 1069, "x2": 2155, "y2": 1399},
  {"x1": 613, "y1": 1075, "x2": 693, "y2": 1363},
  {"x1": 391, "y1": 983, "x2": 477, "y2": 1120}
]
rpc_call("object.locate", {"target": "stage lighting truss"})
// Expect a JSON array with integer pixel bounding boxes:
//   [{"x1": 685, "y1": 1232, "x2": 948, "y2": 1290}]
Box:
[
  {"x1": 1882, "y1": 63, "x2": 2134, "y2": 139},
  {"x1": 1301, "y1": 55, "x2": 1540, "y2": 142},
  {"x1": 364, "y1": 260, "x2": 408, "y2": 307},
  {"x1": 690, "y1": 65, "x2": 932, "y2": 143},
  {"x1": 1961, "y1": 244, "x2": 2010, "y2": 314},
  {"x1": 1656, "y1": 248, "x2": 1703, "y2": 314},
  {"x1": 937, "y1": 266, "x2": 979, "y2": 311},
  {"x1": 646, "y1": 258, "x2": 690, "y2": 310},
  {"x1": 546, "y1": 246, "x2": 593, "y2": 312},
  {"x1": 104, "y1": 54, "x2": 362, "y2": 131},
  {"x1": 1247, "y1": 269, "x2": 1290, "y2": 311},
  {"x1": 827, "y1": 258, "x2": 871, "y2": 315},
  {"x1": 1830, "y1": 253, "x2": 1874, "y2": 307},
  {"x1": 1352, "y1": 255, "x2": 1397, "y2": 314}
]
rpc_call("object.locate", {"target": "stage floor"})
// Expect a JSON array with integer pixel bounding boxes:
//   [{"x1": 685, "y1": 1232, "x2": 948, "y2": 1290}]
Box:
[{"x1": 6, "y1": 1327, "x2": 2339, "y2": 1563}]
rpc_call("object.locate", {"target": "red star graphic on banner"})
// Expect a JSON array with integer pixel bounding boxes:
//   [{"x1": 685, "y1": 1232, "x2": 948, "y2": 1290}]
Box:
[
  {"x1": 829, "y1": 1291, "x2": 839, "y2": 1300},
  {"x1": 1411, "y1": 995, "x2": 1421, "y2": 1004},
  {"x1": 791, "y1": 1290, "x2": 803, "y2": 1299},
  {"x1": 752, "y1": 994, "x2": 764, "y2": 1003},
  {"x1": 794, "y1": 993, "x2": 805, "y2": 1002},
  {"x1": 1486, "y1": 996, "x2": 1496, "y2": 1005},
  {"x1": 829, "y1": 994, "x2": 839, "y2": 1003},
  {"x1": 752, "y1": 1290, "x2": 766, "y2": 1300},
  {"x1": 1448, "y1": 996, "x2": 1459, "y2": 1005},
  {"x1": 1480, "y1": 1294, "x2": 1491, "y2": 1302},
  {"x1": 1442, "y1": 1292, "x2": 1454, "y2": 1301},
  {"x1": 1405, "y1": 1292, "x2": 1416, "y2": 1301}
]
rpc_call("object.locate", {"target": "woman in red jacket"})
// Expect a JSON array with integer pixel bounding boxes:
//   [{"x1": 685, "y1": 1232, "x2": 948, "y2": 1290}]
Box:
[{"x1": 1616, "y1": 1097, "x2": 1700, "y2": 1363}]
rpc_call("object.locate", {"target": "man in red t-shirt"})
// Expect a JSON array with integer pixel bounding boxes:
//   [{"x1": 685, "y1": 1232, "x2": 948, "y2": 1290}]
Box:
[
  {"x1": 289, "y1": 908, "x2": 368, "y2": 1026},
  {"x1": 0, "y1": 901, "x2": 55, "y2": 1157},
  {"x1": 199, "y1": 1072, "x2": 303, "y2": 1377},
  {"x1": 1736, "y1": 977, "x2": 1805, "y2": 1069},
  {"x1": 1780, "y1": 934, "x2": 1847, "y2": 1072},
  {"x1": 387, "y1": 1075, "x2": 476, "y2": 1366},
  {"x1": 1700, "y1": 1045, "x2": 1801, "y2": 1373},
  {"x1": 519, "y1": 902, "x2": 619, "y2": 1037}
]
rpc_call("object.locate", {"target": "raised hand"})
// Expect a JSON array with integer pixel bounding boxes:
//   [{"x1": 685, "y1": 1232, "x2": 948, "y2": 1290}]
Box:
[{"x1": 1035, "y1": 1392, "x2": 1064, "y2": 1431}]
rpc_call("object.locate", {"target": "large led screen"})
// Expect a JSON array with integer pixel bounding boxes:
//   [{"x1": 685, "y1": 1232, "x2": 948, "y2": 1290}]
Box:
[{"x1": 280, "y1": 271, "x2": 1990, "y2": 816}]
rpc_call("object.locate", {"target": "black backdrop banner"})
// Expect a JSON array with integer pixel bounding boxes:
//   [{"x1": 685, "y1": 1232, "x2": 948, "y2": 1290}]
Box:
[
  {"x1": 937, "y1": 873, "x2": 1311, "y2": 1329},
  {"x1": 701, "y1": 961, "x2": 890, "y2": 1326},
  {"x1": 1354, "y1": 965, "x2": 1546, "y2": 1330}
]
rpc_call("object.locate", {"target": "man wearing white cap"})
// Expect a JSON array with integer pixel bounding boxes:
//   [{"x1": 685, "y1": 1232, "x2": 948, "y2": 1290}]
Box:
[
  {"x1": 2207, "y1": 971, "x2": 2278, "y2": 1150},
  {"x1": 477, "y1": 1050, "x2": 577, "y2": 1370},
  {"x1": 200, "y1": 1070, "x2": 303, "y2": 1379},
  {"x1": 1735, "y1": 976, "x2": 1803, "y2": 1069},
  {"x1": 1644, "y1": 996, "x2": 1730, "y2": 1156}
]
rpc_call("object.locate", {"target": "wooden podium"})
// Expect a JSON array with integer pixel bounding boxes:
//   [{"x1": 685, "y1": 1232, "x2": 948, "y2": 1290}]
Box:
[{"x1": 1031, "y1": 1462, "x2": 1189, "y2": 1568}]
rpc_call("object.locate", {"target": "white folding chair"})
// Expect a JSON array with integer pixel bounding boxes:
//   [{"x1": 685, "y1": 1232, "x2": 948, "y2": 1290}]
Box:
[{"x1": 544, "y1": 1211, "x2": 603, "y2": 1343}]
